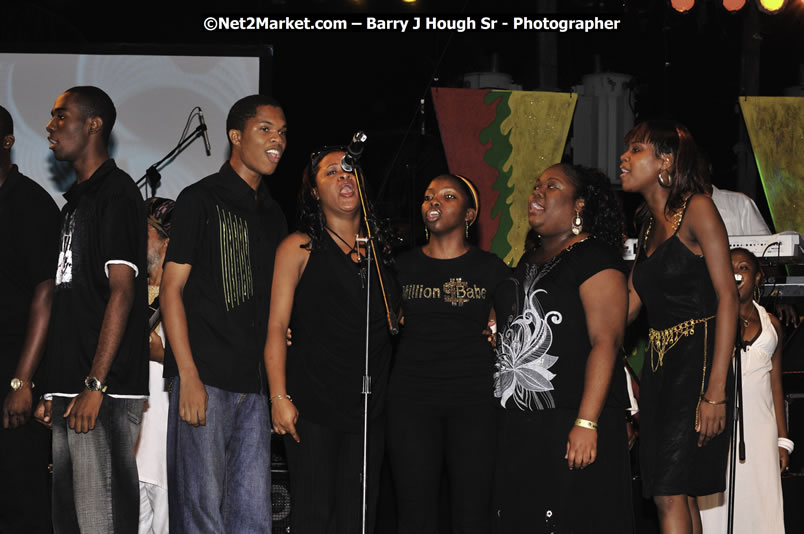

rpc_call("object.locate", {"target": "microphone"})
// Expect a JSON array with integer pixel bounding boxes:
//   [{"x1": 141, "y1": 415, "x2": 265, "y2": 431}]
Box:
[
  {"x1": 341, "y1": 131, "x2": 367, "y2": 172},
  {"x1": 198, "y1": 108, "x2": 211, "y2": 156}
]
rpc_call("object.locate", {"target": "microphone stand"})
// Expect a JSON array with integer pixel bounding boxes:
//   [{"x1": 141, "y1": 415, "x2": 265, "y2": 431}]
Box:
[
  {"x1": 136, "y1": 121, "x2": 208, "y2": 198},
  {"x1": 351, "y1": 161, "x2": 399, "y2": 534},
  {"x1": 727, "y1": 317, "x2": 747, "y2": 534}
]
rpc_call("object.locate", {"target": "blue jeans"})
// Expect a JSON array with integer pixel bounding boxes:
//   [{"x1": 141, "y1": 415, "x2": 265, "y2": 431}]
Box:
[
  {"x1": 167, "y1": 378, "x2": 272, "y2": 533},
  {"x1": 51, "y1": 395, "x2": 145, "y2": 534}
]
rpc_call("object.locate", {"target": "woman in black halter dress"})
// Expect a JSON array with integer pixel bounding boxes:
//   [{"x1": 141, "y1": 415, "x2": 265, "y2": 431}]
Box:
[{"x1": 621, "y1": 120, "x2": 738, "y2": 533}]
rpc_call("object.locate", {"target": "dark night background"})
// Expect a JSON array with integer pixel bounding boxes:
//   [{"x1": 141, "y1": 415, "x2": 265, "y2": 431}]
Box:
[{"x1": 2, "y1": 0, "x2": 803, "y2": 241}]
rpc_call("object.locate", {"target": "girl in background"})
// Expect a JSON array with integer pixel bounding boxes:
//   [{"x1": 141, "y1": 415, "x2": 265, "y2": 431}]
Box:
[{"x1": 698, "y1": 248, "x2": 790, "y2": 533}]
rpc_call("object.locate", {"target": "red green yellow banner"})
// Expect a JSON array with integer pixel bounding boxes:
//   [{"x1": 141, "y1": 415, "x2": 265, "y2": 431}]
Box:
[{"x1": 432, "y1": 88, "x2": 577, "y2": 265}]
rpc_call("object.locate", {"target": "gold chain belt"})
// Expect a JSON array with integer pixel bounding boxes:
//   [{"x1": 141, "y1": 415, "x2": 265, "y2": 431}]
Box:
[
  {"x1": 648, "y1": 315, "x2": 715, "y2": 427},
  {"x1": 648, "y1": 315, "x2": 715, "y2": 372}
]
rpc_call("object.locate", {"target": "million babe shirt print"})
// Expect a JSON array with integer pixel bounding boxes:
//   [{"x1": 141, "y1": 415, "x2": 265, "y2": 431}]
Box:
[{"x1": 390, "y1": 247, "x2": 510, "y2": 406}]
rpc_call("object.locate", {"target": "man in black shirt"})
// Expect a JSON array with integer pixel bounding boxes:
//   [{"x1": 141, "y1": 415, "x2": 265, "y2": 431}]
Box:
[
  {"x1": 161, "y1": 94, "x2": 288, "y2": 532},
  {"x1": 35, "y1": 86, "x2": 148, "y2": 534},
  {"x1": 0, "y1": 105, "x2": 59, "y2": 534}
]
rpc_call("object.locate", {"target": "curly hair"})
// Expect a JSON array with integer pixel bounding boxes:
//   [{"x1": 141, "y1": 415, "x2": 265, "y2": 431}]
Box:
[
  {"x1": 526, "y1": 164, "x2": 625, "y2": 252},
  {"x1": 624, "y1": 120, "x2": 709, "y2": 228},
  {"x1": 297, "y1": 146, "x2": 394, "y2": 265},
  {"x1": 562, "y1": 164, "x2": 625, "y2": 250}
]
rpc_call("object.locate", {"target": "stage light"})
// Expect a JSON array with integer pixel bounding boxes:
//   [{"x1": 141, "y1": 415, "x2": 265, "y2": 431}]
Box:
[
  {"x1": 671, "y1": 0, "x2": 695, "y2": 13},
  {"x1": 757, "y1": 0, "x2": 787, "y2": 12},
  {"x1": 723, "y1": 0, "x2": 747, "y2": 11}
]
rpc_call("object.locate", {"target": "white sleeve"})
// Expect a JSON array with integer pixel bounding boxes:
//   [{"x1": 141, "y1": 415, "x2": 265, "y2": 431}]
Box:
[
  {"x1": 740, "y1": 197, "x2": 772, "y2": 235},
  {"x1": 104, "y1": 259, "x2": 139, "y2": 278}
]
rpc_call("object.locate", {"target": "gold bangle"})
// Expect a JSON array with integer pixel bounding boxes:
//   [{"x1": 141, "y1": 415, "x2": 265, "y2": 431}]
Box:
[
  {"x1": 700, "y1": 395, "x2": 727, "y2": 405},
  {"x1": 574, "y1": 418, "x2": 598, "y2": 430},
  {"x1": 270, "y1": 394, "x2": 292, "y2": 403}
]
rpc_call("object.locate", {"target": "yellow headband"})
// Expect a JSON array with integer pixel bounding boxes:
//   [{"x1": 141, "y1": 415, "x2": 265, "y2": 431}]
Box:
[{"x1": 453, "y1": 174, "x2": 479, "y2": 226}]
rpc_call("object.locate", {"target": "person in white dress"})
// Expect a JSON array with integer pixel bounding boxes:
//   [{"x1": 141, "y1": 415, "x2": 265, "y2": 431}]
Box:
[{"x1": 698, "y1": 247, "x2": 792, "y2": 534}]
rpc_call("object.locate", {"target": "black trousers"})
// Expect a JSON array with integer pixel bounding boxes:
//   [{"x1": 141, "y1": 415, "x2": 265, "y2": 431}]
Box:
[
  {"x1": 0, "y1": 391, "x2": 52, "y2": 534},
  {"x1": 283, "y1": 416, "x2": 385, "y2": 534},
  {"x1": 386, "y1": 400, "x2": 497, "y2": 534}
]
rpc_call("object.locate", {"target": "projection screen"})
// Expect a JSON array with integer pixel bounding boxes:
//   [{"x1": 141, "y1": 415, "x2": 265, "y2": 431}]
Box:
[{"x1": 0, "y1": 51, "x2": 262, "y2": 206}]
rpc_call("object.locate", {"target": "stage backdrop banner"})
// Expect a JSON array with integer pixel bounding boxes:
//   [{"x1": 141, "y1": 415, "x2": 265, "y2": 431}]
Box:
[
  {"x1": 432, "y1": 87, "x2": 577, "y2": 266},
  {"x1": 739, "y1": 96, "x2": 804, "y2": 234}
]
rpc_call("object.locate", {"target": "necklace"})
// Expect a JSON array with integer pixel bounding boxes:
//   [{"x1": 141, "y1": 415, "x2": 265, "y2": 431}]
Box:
[
  {"x1": 740, "y1": 306, "x2": 756, "y2": 328},
  {"x1": 325, "y1": 225, "x2": 360, "y2": 257},
  {"x1": 529, "y1": 236, "x2": 591, "y2": 285},
  {"x1": 326, "y1": 225, "x2": 368, "y2": 288},
  {"x1": 643, "y1": 197, "x2": 687, "y2": 251}
]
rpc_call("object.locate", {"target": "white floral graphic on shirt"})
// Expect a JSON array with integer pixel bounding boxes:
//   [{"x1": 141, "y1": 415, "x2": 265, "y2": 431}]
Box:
[{"x1": 494, "y1": 263, "x2": 561, "y2": 410}]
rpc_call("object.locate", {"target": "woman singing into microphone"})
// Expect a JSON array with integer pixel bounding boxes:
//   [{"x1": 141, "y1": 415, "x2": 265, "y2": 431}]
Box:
[{"x1": 264, "y1": 146, "x2": 393, "y2": 533}]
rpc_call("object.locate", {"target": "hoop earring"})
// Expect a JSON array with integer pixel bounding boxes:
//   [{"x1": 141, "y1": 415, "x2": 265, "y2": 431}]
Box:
[
  {"x1": 465, "y1": 220, "x2": 469, "y2": 239},
  {"x1": 571, "y1": 210, "x2": 583, "y2": 236},
  {"x1": 753, "y1": 285, "x2": 761, "y2": 303},
  {"x1": 425, "y1": 227, "x2": 429, "y2": 241},
  {"x1": 658, "y1": 170, "x2": 673, "y2": 188}
]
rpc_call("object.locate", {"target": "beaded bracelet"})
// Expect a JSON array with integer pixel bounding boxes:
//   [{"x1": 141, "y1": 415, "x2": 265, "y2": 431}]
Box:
[
  {"x1": 270, "y1": 394, "x2": 293, "y2": 403},
  {"x1": 574, "y1": 418, "x2": 598, "y2": 431}
]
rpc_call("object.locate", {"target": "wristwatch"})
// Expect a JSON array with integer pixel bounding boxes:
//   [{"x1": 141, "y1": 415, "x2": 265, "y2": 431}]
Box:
[
  {"x1": 84, "y1": 376, "x2": 108, "y2": 393},
  {"x1": 10, "y1": 377, "x2": 31, "y2": 391}
]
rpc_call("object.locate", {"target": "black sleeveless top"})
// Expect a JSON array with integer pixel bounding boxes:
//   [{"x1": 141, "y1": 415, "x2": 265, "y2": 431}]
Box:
[
  {"x1": 630, "y1": 201, "x2": 731, "y2": 497},
  {"x1": 286, "y1": 233, "x2": 392, "y2": 433},
  {"x1": 632, "y1": 229, "x2": 717, "y2": 328}
]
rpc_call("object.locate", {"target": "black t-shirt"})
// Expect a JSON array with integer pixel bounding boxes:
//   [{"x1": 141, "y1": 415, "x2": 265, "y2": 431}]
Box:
[
  {"x1": 390, "y1": 246, "x2": 510, "y2": 405},
  {"x1": 44, "y1": 159, "x2": 148, "y2": 395},
  {"x1": 163, "y1": 162, "x2": 287, "y2": 393},
  {"x1": 0, "y1": 165, "x2": 60, "y2": 380},
  {"x1": 494, "y1": 237, "x2": 626, "y2": 411}
]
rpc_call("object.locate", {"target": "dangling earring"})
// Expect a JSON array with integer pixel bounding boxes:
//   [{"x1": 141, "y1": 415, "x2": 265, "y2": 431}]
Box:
[
  {"x1": 571, "y1": 210, "x2": 583, "y2": 236},
  {"x1": 753, "y1": 285, "x2": 761, "y2": 303},
  {"x1": 425, "y1": 226, "x2": 429, "y2": 241},
  {"x1": 658, "y1": 170, "x2": 673, "y2": 188},
  {"x1": 465, "y1": 220, "x2": 469, "y2": 239}
]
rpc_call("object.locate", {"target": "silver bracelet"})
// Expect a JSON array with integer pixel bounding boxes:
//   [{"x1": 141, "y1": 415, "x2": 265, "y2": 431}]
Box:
[{"x1": 778, "y1": 437, "x2": 794, "y2": 454}]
